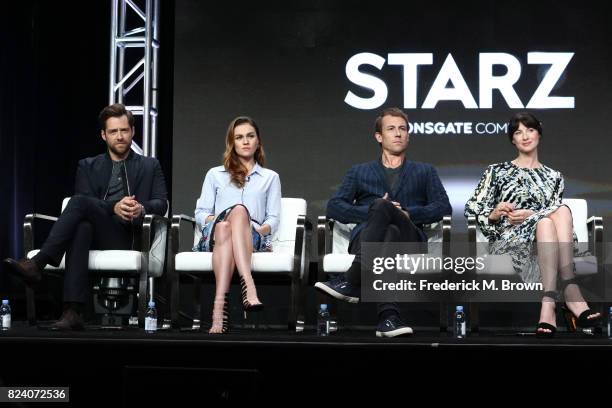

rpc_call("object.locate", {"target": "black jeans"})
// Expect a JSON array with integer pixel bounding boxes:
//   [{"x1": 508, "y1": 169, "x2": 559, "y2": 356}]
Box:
[
  {"x1": 347, "y1": 198, "x2": 425, "y2": 316},
  {"x1": 39, "y1": 195, "x2": 133, "y2": 303}
]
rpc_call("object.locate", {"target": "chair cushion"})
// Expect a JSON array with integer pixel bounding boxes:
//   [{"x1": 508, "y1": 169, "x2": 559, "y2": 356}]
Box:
[
  {"x1": 331, "y1": 222, "x2": 355, "y2": 254},
  {"x1": 28, "y1": 249, "x2": 142, "y2": 273},
  {"x1": 475, "y1": 254, "x2": 597, "y2": 276},
  {"x1": 192, "y1": 197, "x2": 306, "y2": 254},
  {"x1": 323, "y1": 253, "x2": 444, "y2": 274},
  {"x1": 474, "y1": 254, "x2": 515, "y2": 276},
  {"x1": 323, "y1": 253, "x2": 355, "y2": 273},
  {"x1": 574, "y1": 256, "x2": 598, "y2": 276},
  {"x1": 326, "y1": 220, "x2": 444, "y2": 272},
  {"x1": 562, "y1": 198, "x2": 588, "y2": 243},
  {"x1": 175, "y1": 251, "x2": 295, "y2": 273}
]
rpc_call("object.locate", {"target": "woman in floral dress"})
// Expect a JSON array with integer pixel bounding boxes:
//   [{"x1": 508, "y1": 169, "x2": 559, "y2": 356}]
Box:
[{"x1": 465, "y1": 112, "x2": 601, "y2": 337}]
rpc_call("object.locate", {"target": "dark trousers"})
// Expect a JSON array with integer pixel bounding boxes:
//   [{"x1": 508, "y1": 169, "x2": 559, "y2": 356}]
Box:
[
  {"x1": 39, "y1": 195, "x2": 132, "y2": 303},
  {"x1": 347, "y1": 198, "x2": 425, "y2": 316}
]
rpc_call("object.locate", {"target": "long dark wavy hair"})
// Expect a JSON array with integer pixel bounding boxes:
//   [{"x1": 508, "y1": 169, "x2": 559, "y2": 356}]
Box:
[{"x1": 223, "y1": 116, "x2": 266, "y2": 188}]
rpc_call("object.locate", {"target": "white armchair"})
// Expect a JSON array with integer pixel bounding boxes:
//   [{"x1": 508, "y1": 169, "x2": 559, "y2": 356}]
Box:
[
  {"x1": 317, "y1": 215, "x2": 452, "y2": 331},
  {"x1": 468, "y1": 198, "x2": 601, "y2": 276},
  {"x1": 466, "y1": 198, "x2": 604, "y2": 331},
  {"x1": 169, "y1": 198, "x2": 310, "y2": 332},
  {"x1": 24, "y1": 197, "x2": 170, "y2": 327}
]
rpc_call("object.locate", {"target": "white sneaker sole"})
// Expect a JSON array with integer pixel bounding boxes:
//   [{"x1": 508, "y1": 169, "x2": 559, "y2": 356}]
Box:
[
  {"x1": 314, "y1": 282, "x2": 360, "y2": 303},
  {"x1": 376, "y1": 327, "x2": 414, "y2": 338}
]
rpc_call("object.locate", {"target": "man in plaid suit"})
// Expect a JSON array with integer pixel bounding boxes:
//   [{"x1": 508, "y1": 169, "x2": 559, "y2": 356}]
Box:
[{"x1": 315, "y1": 107, "x2": 451, "y2": 337}]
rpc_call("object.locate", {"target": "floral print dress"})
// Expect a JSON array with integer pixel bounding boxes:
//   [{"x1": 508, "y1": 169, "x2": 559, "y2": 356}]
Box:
[{"x1": 465, "y1": 161, "x2": 576, "y2": 283}]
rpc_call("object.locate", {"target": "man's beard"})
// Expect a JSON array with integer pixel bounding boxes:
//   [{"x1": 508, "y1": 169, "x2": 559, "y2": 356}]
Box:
[{"x1": 109, "y1": 141, "x2": 131, "y2": 158}]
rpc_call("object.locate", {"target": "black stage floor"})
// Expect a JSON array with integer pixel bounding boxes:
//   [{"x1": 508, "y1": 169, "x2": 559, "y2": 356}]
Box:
[{"x1": 1, "y1": 323, "x2": 612, "y2": 406}]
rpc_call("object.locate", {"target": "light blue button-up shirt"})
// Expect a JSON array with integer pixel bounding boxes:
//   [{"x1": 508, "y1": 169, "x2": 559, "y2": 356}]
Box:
[{"x1": 195, "y1": 163, "x2": 282, "y2": 235}]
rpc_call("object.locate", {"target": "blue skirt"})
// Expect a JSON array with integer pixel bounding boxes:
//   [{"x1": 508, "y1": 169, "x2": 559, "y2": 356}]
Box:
[{"x1": 192, "y1": 205, "x2": 272, "y2": 253}]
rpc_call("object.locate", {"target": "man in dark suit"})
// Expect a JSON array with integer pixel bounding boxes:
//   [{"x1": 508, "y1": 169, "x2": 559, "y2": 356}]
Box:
[
  {"x1": 315, "y1": 107, "x2": 451, "y2": 337},
  {"x1": 3, "y1": 104, "x2": 168, "y2": 330}
]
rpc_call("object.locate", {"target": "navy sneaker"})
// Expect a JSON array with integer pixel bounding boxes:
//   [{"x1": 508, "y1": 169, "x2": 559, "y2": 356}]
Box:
[
  {"x1": 314, "y1": 277, "x2": 360, "y2": 303},
  {"x1": 376, "y1": 315, "x2": 413, "y2": 338}
]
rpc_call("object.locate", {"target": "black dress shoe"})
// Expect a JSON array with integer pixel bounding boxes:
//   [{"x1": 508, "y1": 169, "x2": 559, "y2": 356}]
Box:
[
  {"x1": 44, "y1": 308, "x2": 85, "y2": 331},
  {"x1": 2, "y1": 258, "x2": 42, "y2": 286}
]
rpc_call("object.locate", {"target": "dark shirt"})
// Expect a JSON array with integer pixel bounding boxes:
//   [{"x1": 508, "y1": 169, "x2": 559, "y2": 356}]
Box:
[
  {"x1": 383, "y1": 165, "x2": 402, "y2": 193},
  {"x1": 105, "y1": 160, "x2": 128, "y2": 201}
]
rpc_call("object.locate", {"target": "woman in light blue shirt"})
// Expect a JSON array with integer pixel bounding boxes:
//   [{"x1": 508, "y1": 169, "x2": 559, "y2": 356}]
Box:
[{"x1": 194, "y1": 116, "x2": 282, "y2": 334}]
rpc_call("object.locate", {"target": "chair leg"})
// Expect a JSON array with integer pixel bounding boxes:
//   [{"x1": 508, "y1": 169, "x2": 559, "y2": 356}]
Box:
[
  {"x1": 439, "y1": 302, "x2": 448, "y2": 334},
  {"x1": 171, "y1": 270, "x2": 180, "y2": 329},
  {"x1": 26, "y1": 285, "x2": 36, "y2": 326},
  {"x1": 470, "y1": 303, "x2": 480, "y2": 334},
  {"x1": 138, "y1": 271, "x2": 148, "y2": 328},
  {"x1": 296, "y1": 277, "x2": 306, "y2": 333},
  {"x1": 192, "y1": 276, "x2": 201, "y2": 331},
  {"x1": 288, "y1": 272, "x2": 298, "y2": 331}
]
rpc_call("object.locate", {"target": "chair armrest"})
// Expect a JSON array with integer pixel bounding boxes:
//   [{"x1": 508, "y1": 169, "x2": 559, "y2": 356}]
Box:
[
  {"x1": 175, "y1": 214, "x2": 195, "y2": 223},
  {"x1": 141, "y1": 214, "x2": 171, "y2": 252},
  {"x1": 170, "y1": 214, "x2": 196, "y2": 255},
  {"x1": 316, "y1": 216, "x2": 338, "y2": 278},
  {"x1": 26, "y1": 213, "x2": 59, "y2": 222},
  {"x1": 317, "y1": 216, "x2": 334, "y2": 257},
  {"x1": 293, "y1": 215, "x2": 307, "y2": 279},
  {"x1": 423, "y1": 215, "x2": 452, "y2": 243},
  {"x1": 586, "y1": 216, "x2": 603, "y2": 257},
  {"x1": 23, "y1": 213, "x2": 59, "y2": 256},
  {"x1": 441, "y1": 215, "x2": 452, "y2": 243},
  {"x1": 467, "y1": 216, "x2": 477, "y2": 258},
  {"x1": 440, "y1": 215, "x2": 452, "y2": 257},
  {"x1": 303, "y1": 218, "x2": 313, "y2": 283},
  {"x1": 141, "y1": 215, "x2": 171, "y2": 278},
  {"x1": 466, "y1": 216, "x2": 477, "y2": 243}
]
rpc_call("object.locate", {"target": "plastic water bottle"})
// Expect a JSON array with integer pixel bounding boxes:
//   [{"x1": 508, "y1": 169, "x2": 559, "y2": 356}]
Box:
[
  {"x1": 317, "y1": 304, "x2": 330, "y2": 336},
  {"x1": 608, "y1": 306, "x2": 612, "y2": 339},
  {"x1": 145, "y1": 301, "x2": 157, "y2": 333},
  {"x1": 454, "y1": 305, "x2": 466, "y2": 338},
  {"x1": 1, "y1": 300, "x2": 11, "y2": 331}
]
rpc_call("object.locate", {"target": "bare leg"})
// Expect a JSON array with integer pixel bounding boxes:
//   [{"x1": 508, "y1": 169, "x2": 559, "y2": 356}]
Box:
[
  {"x1": 226, "y1": 206, "x2": 261, "y2": 306},
  {"x1": 210, "y1": 221, "x2": 235, "y2": 334},
  {"x1": 548, "y1": 206, "x2": 599, "y2": 319},
  {"x1": 535, "y1": 217, "x2": 559, "y2": 334}
]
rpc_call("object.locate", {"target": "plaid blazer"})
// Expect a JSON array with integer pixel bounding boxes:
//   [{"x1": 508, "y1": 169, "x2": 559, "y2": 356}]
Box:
[{"x1": 327, "y1": 159, "x2": 451, "y2": 241}]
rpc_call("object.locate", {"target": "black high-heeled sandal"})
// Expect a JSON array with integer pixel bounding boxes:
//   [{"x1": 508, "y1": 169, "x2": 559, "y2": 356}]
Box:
[
  {"x1": 536, "y1": 290, "x2": 558, "y2": 338},
  {"x1": 561, "y1": 278, "x2": 602, "y2": 334},
  {"x1": 239, "y1": 276, "x2": 264, "y2": 312},
  {"x1": 209, "y1": 293, "x2": 230, "y2": 334}
]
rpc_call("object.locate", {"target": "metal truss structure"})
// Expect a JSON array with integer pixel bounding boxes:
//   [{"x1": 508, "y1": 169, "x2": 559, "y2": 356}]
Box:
[{"x1": 109, "y1": 0, "x2": 159, "y2": 157}]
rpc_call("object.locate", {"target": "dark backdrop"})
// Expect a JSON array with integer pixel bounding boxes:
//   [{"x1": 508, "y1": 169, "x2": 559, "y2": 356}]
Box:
[
  {"x1": 0, "y1": 0, "x2": 175, "y2": 309},
  {"x1": 2, "y1": 0, "x2": 611, "y2": 323},
  {"x1": 172, "y1": 1, "x2": 612, "y2": 237}
]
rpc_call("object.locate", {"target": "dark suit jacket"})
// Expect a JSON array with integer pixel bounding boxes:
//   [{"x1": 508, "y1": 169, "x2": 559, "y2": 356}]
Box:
[
  {"x1": 327, "y1": 159, "x2": 451, "y2": 241},
  {"x1": 74, "y1": 150, "x2": 168, "y2": 223}
]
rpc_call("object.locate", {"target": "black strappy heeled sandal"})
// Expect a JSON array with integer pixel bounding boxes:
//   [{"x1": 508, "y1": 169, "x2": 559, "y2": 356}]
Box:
[
  {"x1": 536, "y1": 290, "x2": 558, "y2": 338},
  {"x1": 239, "y1": 276, "x2": 264, "y2": 312},
  {"x1": 561, "y1": 278, "x2": 602, "y2": 334}
]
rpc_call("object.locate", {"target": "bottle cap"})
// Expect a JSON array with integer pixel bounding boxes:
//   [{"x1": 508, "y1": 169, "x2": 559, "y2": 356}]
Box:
[
  {"x1": 456, "y1": 305, "x2": 464, "y2": 312},
  {"x1": 1, "y1": 299, "x2": 8, "y2": 305},
  {"x1": 320, "y1": 304, "x2": 328, "y2": 310},
  {"x1": 148, "y1": 301, "x2": 155, "y2": 308}
]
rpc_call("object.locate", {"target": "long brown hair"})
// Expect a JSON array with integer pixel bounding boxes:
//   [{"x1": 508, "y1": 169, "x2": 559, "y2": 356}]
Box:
[{"x1": 223, "y1": 116, "x2": 266, "y2": 188}]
